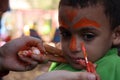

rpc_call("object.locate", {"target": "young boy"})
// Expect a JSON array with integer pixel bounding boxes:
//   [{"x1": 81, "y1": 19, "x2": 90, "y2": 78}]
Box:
[
  {"x1": 21, "y1": 0, "x2": 120, "y2": 80},
  {"x1": 46, "y1": 0, "x2": 120, "y2": 80}
]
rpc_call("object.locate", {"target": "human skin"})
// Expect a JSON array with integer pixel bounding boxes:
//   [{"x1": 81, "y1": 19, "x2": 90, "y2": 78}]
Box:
[
  {"x1": 35, "y1": 70, "x2": 97, "y2": 80},
  {"x1": 0, "y1": 36, "x2": 45, "y2": 71},
  {"x1": 59, "y1": 4, "x2": 115, "y2": 69}
]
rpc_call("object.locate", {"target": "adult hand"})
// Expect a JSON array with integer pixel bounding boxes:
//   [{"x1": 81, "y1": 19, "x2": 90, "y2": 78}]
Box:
[
  {"x1": 35, "y1": 70, "x2": 100, "y2": 80},
  {"x1": 0, "y1": 36, "x2": 45, "y2": 71}
]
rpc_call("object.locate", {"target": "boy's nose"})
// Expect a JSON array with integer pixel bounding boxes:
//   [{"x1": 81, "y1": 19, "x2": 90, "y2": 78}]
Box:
[{"x1": 69, "y1": 36, "x2": 81, "y2": 52}]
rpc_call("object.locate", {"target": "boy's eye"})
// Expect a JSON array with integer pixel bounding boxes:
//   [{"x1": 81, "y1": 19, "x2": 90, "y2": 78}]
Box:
[
  {"x1": 59, "y1": 27, "x2": 71, "y2": 39},
  {"x1": 60, "y1": 31, "x2": 71, "y2": 39},
  {"x1": 82, "y1": 33, "x2": 95, "y2": 41}
]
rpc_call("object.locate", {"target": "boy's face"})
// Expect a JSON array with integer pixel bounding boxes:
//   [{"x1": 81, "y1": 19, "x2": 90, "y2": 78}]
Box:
[{"x1": 59, "y1": 4, "x2": 114, "y2": 69}]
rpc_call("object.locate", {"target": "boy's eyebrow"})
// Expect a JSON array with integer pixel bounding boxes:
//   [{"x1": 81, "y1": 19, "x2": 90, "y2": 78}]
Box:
[
  {"x1": 59, "y1": 26, "x2": 69, "y2": 31},
  {"x1": 59, "y1": 26, "x2": 72, "y2": 34},
  {"x1": 59, "y1": 19, "x2": 68, "y2": 28},
  {"x1": 73, "y1": 17, "x2": 100, "y2": 28}
]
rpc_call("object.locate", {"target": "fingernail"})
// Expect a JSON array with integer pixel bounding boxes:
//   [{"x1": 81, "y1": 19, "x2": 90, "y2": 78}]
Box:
[{"x1": 87, "y1": 73, "x2": 96, "y2": 80}]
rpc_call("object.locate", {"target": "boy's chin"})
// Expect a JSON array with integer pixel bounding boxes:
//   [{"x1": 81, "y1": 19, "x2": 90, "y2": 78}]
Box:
[{"x1": 70, "y1": 63, "x2": 84, "y2": 70}]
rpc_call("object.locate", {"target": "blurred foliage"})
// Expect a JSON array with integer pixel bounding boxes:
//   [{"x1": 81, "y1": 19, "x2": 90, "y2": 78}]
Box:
[{"x1": 26, "y1": 0, "x2": 60, "y2": 10}]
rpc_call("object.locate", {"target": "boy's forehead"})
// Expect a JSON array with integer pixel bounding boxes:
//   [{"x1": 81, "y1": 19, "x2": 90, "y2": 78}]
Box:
[
  {"x1": 59, "y1": 6, "x2": 79, "y2": 27},
  {"x1": 59, "y1": 5, "x2": 109, "y2": 29},
  {"x1": 59, "y1": 5, "x2": 103, "y2": 21}
]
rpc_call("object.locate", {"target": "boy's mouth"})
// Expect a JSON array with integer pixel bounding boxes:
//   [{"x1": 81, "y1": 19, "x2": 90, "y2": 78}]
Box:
[{"x1": 70, "y1": 57, "x2": 85, "y2": 64}]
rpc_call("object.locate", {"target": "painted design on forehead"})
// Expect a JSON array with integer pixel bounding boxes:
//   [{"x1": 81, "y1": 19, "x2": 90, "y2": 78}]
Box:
[
  {"x1": 59, "y1": 9, "x2": 78, "y2": 28},
  {"x1": 69, "y1": 36, "x2": 77, "y2": 51},
  {"x1": 65, "y1": 8, "x2": 78, "y2": 22},
  {"x1": 74, "y1": 17, "x2": 100, "y2": 28},
  {"x1": 59, "y1": 18, "x2": 68, "y2": 28}
]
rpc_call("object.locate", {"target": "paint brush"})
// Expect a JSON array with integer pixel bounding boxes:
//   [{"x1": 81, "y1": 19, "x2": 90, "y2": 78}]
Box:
[
  {"x1": 81, "y1": 42, "x2": 92, "y2": 72},
  {"x1": 80, "y1": 43, "x2": 98, "y2": 80}
]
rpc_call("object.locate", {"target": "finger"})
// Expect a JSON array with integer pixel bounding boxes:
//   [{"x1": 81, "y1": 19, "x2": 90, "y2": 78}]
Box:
[
  {"x1": 24, "y1": 63, "x2": 38, "y2": 71},
  {"x1": 73, "y1": 72, "x2": 97, "y2": 80},
  {"x1": 22, "y1": 36, "x2": 46, "y2": 55},
  {"x1": 31, "y1": 54, "x2": 67, "y2": 63},
  {"x1": 18, "y1": 54, "x2": 38, "y2": 70},
  {"x1": 77, "y1": 59, "x2": 97, "y2": 73},
  {"x1": 94, "y1": 64, "x2": 97, "y2": 68},
  {"x1": 36, "y1": 41, "x2": 47, "y2": 55},
  {"x1": 18, "y1": 47, "x2": 48, "y2": 63},
  {"x1": 55, "y1": 42, "x2": 62, "y2": 49},
  {"x1": 96, "y1": 73, "x2": 100, "y2": 80},
  {"x1": 46, "y1": 54, "x2": 67, "y2": 63},
  {"x1": 44, "y1": 43, "x2": 63, "y2": 57},
  {"x1": 19, "y1": 54, "x2": 38, "y2": 64},
  {"x1": 31, "y1": 54, "x2": 48, "y2": 63}
]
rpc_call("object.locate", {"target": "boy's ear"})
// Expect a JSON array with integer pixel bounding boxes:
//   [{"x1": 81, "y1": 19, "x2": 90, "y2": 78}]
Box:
[{"x1": 112, "y1": 26, "x2": 120, "y2": 46}]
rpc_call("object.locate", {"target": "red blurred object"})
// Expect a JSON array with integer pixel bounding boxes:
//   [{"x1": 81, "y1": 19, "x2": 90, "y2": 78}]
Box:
[
  {"x1": 81, "y1": 42, "x2": 96, "y2": 73},
  {"x1": 4, "y1": 35, "x2": 11, "y2": 42}
]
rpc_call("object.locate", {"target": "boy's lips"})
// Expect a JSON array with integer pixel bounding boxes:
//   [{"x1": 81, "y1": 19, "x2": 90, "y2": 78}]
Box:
[{"x1": 69, "y1": 56, "x2": 85, "y2": 64}]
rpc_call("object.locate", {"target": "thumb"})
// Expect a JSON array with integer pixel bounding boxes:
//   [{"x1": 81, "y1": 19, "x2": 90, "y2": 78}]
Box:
[{"x1": 74, "y1": 72, "x2": 97, "y2": 80}]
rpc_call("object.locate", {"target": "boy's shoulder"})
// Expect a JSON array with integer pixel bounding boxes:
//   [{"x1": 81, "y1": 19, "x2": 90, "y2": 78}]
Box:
[
  {"x1": 96, "y1": 48, "x2": 120, "y2": 70},
  {"x1": 96, "y1": 48, "x2": 120, "y2": 80},
  {"x1": 96, "y1": 48, "x2": 120, "y2": 63}
]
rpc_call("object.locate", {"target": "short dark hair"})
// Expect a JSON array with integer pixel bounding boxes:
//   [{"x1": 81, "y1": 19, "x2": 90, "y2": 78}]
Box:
[{"x1": 59, "y1": 0, "x2": 120, "y2": 29}]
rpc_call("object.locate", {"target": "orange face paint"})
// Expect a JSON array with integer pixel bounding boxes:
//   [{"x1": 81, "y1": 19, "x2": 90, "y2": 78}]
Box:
[
  {"x1": 59, "y1": 18, "x2": 68, "y2": 28},
  {"x1": 59, "y1": 8, "x2": 78, "y2": 28},
  {"x1": 59, "y1": 8, "x2": 100, "y2": 29},
  {"x1": 69, "y1": 36, "x2": 77, "y2": 51},
  {"x1": 74, "y1": 18, "x2": 100, "y2": 28},
  {"x1": 65, "y1": 9, "x2": 78, "y2": 22}
]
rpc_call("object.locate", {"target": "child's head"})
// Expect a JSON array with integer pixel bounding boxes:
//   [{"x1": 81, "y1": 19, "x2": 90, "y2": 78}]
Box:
[{"x1": 58, "y1": 0, "x2": 120, "y2": 69}]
